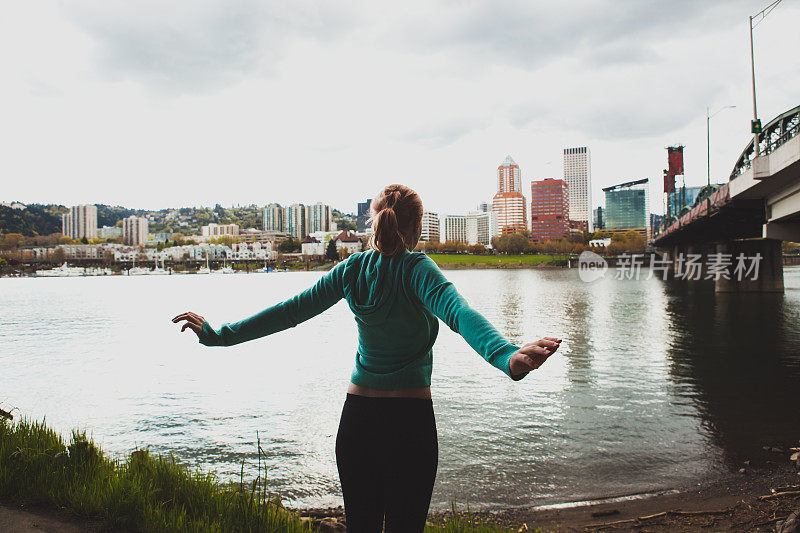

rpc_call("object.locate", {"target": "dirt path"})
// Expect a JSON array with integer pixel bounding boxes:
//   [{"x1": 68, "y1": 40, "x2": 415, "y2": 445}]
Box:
[
  {"x1": 445, "y1": 464, "x2": 800, "y2": 531},
  {"x1": 0, "y1": 503, "x2": 105, "y2": 533}
]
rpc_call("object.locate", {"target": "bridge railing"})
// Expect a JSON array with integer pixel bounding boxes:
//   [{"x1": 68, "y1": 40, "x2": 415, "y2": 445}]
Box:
[
  {"x1": 653, "y1": 183, "x2": 730, "y2": 241},
  {"x1": 730, "y1": 105, "x2": 800, "y2": 181}
]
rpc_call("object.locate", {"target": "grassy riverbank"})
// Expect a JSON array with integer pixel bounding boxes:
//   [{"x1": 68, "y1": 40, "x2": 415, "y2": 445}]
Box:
[
  {"x1": 0, "y1": 417, "x2": 519, "y2": 532},
  {"x1": 428, "y1": 254, "x2": 565, "y2": 268}
]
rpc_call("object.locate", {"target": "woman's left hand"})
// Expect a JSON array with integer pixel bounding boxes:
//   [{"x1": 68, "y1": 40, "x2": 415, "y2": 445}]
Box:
[
  {"x1": 509, "y1": 337, "x2": 561, "y2": 377},
  {"x1": 172, "y1": 312, "x2": 207, "y2": 340}
]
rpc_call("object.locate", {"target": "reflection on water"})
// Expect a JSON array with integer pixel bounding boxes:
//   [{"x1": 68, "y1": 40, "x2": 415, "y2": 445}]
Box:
[
  {"x1": 664, "y1": 274, "x2": 800, "y2": 467},
  {"x1": 1, "y1": 268, "x2": 800, "y2": 509}
]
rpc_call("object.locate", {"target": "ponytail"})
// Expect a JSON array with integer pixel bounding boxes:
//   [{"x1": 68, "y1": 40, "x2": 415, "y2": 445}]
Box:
[
  {"x1": 368, "y1": 184, "x2": 424, "y2": 256},
  {"x1": 370, "y1": 207, "x2": 406, "y2": 256}
]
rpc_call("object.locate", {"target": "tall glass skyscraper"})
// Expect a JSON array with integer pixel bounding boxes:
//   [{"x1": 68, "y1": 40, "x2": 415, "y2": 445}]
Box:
[
  {"x1": 603, "y1": 179, "x2": 649, "y2": 235},
  {"x1": 563, "y1": 147, "x2": 592, "y2": 231}
]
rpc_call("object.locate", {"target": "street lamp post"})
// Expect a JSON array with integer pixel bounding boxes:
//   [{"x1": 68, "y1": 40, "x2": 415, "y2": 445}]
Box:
[
  {"x1": 749, "y1": 14, "x2": 759, "y2": 156},
  {"x1": 707, "y1": 105, "x2": 736, "y2": 187},
  {"x1": 749, "y1": 0, "x2": 783, "y2": 157}
]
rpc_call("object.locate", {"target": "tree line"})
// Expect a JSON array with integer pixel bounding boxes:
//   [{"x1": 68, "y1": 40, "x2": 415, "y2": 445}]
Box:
[{"x1": 416, "y1": 230, "x2": 647, "y2": 255}]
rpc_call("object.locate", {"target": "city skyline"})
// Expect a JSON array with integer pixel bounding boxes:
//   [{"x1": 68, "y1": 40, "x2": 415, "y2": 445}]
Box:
[{"x1": 2, "y1": 2, "x2": 798, "y2": 218}]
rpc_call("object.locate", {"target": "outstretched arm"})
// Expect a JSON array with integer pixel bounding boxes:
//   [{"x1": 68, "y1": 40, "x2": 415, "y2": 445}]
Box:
[
  {"x1": 173, "y1": 259, "x2": 349, "y2": 347},
  {"x1": 408, "y1": 254, "x2": 560, "y2": 380}
]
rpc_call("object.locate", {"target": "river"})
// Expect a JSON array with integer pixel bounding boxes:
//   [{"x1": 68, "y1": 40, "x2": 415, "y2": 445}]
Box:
[{"x1": 2, "y1": 267, "x2": 800, "y2": 510}]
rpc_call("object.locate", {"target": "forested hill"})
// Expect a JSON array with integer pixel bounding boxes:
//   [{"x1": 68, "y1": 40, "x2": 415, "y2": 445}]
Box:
[
  {"x1": 1, "y1": 203, "x2": 356, "y2": 236},
  {"x1": 0, "y1": 204, "x2": 64, "y2": 236},
  {"x1": 0, "y1": 204, "x2": 147, "y2": 236},
  {"x1": 96, "y1": 204, "x2": 143, "y2": 227}
]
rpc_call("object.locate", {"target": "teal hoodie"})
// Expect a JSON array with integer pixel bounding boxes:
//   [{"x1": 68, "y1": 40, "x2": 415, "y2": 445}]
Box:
[{"x1": 199, "y1": 249, "x2": 525, "y2": 389}]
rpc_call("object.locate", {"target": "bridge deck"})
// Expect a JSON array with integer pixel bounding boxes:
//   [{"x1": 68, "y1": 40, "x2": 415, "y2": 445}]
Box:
[{"x1": 654, "y1": 105, "x2": 800, "y2": 247}]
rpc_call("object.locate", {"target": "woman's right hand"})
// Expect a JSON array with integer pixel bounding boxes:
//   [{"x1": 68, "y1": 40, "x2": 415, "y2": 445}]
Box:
[
  {"x1": 509, "y1": 337, "x2": 561, "y2": 378},
  {"x1": 172, "y1": 312, "x2": 207, "y2": 340}
]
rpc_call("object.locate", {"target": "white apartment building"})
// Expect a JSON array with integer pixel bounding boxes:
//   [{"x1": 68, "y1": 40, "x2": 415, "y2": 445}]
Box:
[
  {"x1": 301, "y1": 238, "x2": 326, "y2": 256},
  {"x1": 123, "y1": 216, "x2": 149, "y2": 246},
  {"x1": 420, "y1": 211, "x2": 440, "y2": 242},
  {"x1": 61, "y1": 204, "x2": 98, "y2": 240},
  {"x1": 443, "y1": 214, "x2": 468, "y2": 243},
  {"x1": 466, "y1": 210, "x2": 498, "y2": 246},
  {"x1": 201, "y1": 223, "x2": 239, "y2": 238},
  {"x1": 231, "y1": 241, "x2": 275, "y2": 260},
  {"x1": 563, "y1": 146, "x2": 592, "y2": 231}
]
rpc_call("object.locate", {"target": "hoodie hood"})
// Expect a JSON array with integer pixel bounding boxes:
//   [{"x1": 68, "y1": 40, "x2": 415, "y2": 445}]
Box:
[{"x1": 342, "y1": 249, "x2": 411, "y2": 325}]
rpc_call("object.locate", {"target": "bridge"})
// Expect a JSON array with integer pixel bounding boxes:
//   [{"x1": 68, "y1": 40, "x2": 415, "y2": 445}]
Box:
[{"x1": 653, "y1": 104, "x2": 800, "y2": 292}]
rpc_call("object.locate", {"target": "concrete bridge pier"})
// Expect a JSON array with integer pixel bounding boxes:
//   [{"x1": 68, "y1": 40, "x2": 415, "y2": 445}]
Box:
[
  {"x1": 666, "y1": 245, "x2": 681, "y2": 276},
  {"x1": 687, "y1": 243, "x2": 714, "y2": 282},
  {"x1": 714, "y1": 239, "x2": 784, "y2": 293}
]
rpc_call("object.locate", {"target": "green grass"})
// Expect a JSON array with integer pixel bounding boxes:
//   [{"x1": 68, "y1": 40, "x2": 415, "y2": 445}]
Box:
[
  {"x1": 0, "y1": 418, "x2": 520, "y2": 532},
  {"x1": 427, "y1": 254, "x2": 564, "y2": 266}
]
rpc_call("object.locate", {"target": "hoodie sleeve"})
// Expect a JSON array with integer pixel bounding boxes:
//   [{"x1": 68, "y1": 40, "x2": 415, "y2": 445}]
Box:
[
  {"x1": 198, "y1": 259, "x2": 349, "y2": 347},
  {"x1": 408, "y1": 254, "x2": 526, "y2": 380}
]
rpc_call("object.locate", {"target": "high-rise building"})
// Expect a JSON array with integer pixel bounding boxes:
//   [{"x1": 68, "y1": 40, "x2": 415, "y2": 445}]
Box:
[
  {"x1": 285, "y1": 204, "x2": 307, "y2": 239},
  {"x1": 357, "y1": 199, "x2": 372, "y2": 233},
  {"x1": 123, "y1": 216, "x2": 149, "y2": 246},
  {"x1": 420, "y1": 211, "x2": 440, "y2": 242},
  {"x1": 603, "y1": 178, "x2": 649, "y2": 237},
  {"x1": 593, "y1": 207, "x2": 605, "y2": 230},
  {"x1": 263, "y1": 203, "x2": 283, "y2": 232},
  {"x1": 306, "y1": 202, "x2": 333, "y2": 234},
  {"x1": 563, "y1": 147, "x2": 592, "y2": 231},
  {"x1": 61, "y1": 204, "x2": 98, "y2": 240},
  {"x1": 477, "y1": 202, "x2": 490, "y2": 213},
  {"x1": 530, "y1": 178, "x2": 569, "y2": 241},
  {"x1": 443, "y1": 214, "x2": 468, "y2": 243},
  {"x1": 466, "y1": 210, "x2": 497, "y2": 246},
  {"x1": 492, "y1": 155, "x2": 528, "y2": 234}
]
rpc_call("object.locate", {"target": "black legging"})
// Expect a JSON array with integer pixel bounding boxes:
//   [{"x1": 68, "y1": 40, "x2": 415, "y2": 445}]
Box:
[{"x1": 335, "y1": 393, "x2": 438, "y2": 532}]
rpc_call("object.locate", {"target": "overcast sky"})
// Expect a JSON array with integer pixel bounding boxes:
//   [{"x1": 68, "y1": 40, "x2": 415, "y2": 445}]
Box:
[{"x1": 1, "y1": 1, "x2": 798, "y2": 216}]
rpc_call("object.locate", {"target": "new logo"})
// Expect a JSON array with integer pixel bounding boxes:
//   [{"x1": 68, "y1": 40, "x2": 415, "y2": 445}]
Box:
[{"x1": 578, "y1": 251, "x2": 607, "y2": 282}]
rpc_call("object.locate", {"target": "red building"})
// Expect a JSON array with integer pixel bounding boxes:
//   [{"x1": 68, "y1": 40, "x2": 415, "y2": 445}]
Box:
[{"x1": 530, "y1": 178, "x2": 570, "y2": 241}]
